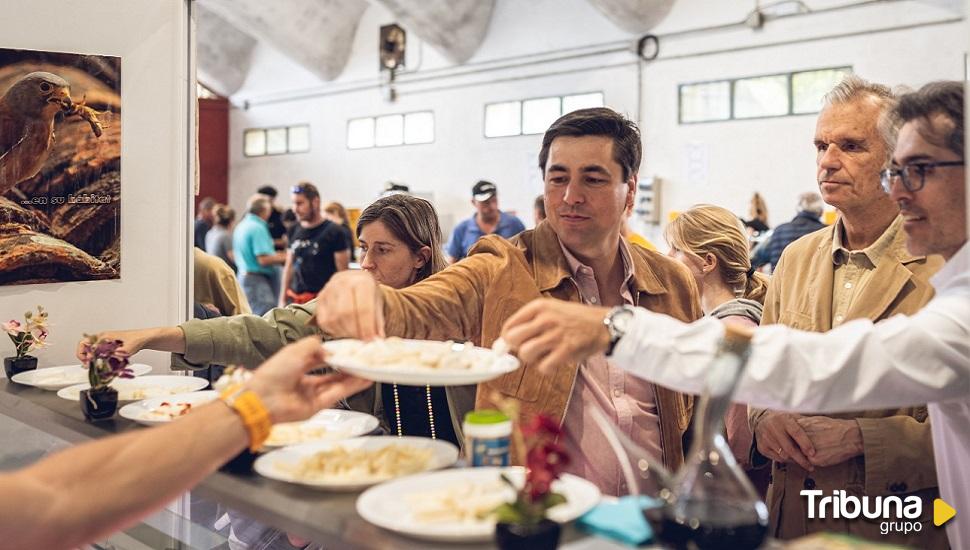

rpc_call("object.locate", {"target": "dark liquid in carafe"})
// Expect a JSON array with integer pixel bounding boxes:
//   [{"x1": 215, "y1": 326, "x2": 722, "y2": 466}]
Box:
[{"x1": 646, "y1": 506, "x2": 768, "y2": 550}]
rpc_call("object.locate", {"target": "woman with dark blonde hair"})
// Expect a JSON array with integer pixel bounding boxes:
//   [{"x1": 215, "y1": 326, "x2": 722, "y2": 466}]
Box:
[
  {"x1": 665, "y1": 203, "x2": 771, "y2": 493},
  {"x1": 324, "y1": 201, "x2": 356, "y2": 262},
  {"x1": 350, "y1": 194, "x2": 464, "y2": 445}
]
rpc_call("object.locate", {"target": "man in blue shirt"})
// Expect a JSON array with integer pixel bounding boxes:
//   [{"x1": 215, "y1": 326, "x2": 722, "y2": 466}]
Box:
[
  {"x1": 233, "y1": 195, "x2": 286, "y2": 315},
  {"x1": 751, "y1": 191, "x2": 827, "y2": 270},
  {"x1": 446, "y1": 180, "x2": 526, "y2": 262}
]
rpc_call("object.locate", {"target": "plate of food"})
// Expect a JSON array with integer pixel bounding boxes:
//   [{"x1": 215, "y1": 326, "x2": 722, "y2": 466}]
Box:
[
  {"x1": 11, "y1": 363, "x2": 153, "y2": 391},
  {"x1": 254, "y1": 436, "x2": 458, "y2": 491},
  {"x1": 322, "y1": 337, "x2": 520, "y2": 386},
  {"x1": 356, "y1": 466, "x2": 601, "y2": 542},
  {"x1": 264, "y1": 409, "x2": 380, "y2": 448},
  {"x1": 118, "y1": 390, "x2": 219, "y2": 426},
  {"x1": 57, "y1": 375, "x2": 209, "y2": 402}
]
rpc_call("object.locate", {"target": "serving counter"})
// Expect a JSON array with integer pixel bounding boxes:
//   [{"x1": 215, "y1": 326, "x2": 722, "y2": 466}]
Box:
[{"x1": 0, "y1": 377, "x2": 628, "y2": 550}]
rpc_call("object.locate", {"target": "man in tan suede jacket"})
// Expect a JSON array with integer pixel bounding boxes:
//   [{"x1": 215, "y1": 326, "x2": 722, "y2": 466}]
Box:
[
  {"x1": 315, "y1": 108, "x2": 702, "y2": 495},
  {"x1": 749, "y1": 76, "x2": 944, "y2": 547}
]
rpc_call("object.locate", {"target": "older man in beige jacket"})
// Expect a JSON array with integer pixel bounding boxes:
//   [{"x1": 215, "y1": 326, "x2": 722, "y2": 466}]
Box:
[{"x1": 748, "y1": 76, "x2": 945, "y2": 547}]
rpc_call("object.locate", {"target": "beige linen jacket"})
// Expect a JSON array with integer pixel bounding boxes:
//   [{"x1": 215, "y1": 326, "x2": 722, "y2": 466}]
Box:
[
  {"x1": 750, "y1": 219, "x2": 945, "y2": 547},
  {"x1": 380, "y1": 222, "x2": 703, "y2": 471}
]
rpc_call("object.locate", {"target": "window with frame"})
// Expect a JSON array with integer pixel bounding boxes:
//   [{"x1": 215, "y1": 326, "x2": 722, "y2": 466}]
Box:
[
  {"x1": 243, "y1": 124, "x2": 311, "y2": 157},
  {"x1": 346, "y1": 110, "x2": 435, "y2": 149},
  {"x1": 678, "y1": 67, "x2": 851, "y2": 124},
  {"x1": 484, "y1": 92, "x2": 605, "y2": 138}
]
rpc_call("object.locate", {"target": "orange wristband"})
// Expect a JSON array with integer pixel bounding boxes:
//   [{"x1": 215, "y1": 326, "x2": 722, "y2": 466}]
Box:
[{"x1": 220, "y1": 384, "x2": 272, "y2": 452}]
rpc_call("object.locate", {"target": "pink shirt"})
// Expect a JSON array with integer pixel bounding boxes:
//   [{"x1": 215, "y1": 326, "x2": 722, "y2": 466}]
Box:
[{"x1": 559, "y1": 241, "x2": 664, "y2": 496}]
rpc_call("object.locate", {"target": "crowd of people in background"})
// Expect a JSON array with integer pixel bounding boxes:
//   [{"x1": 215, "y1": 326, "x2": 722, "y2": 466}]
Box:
[{"x1": 166, "y1": 75, "x2": 967, "y2": 548}]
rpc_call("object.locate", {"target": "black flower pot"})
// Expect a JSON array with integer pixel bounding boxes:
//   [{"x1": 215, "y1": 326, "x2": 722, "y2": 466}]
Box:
[
  {"x1": 495, "y1": 519, "x2": 561, "y2": 550},
  {"x1": 4, "y1": 355, "x2": 37, "y2": 379},
  {"x1": 80, "y1": 388, "x2": 119, "y2": 421}
]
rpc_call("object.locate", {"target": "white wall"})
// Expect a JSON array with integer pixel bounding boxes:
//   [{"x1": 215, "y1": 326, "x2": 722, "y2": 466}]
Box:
[
  {"x1": 1, "y1": 0, "x2": 191, "y2": 368},
  {"x1": 226, "y1": 0, "x2": 966, "y2": 245}
]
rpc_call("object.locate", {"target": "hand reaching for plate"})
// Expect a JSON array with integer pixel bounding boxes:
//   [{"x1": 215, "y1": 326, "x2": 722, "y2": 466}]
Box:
[{"x1": 313, "y1": 271, "x2": 386, "y2": 341}]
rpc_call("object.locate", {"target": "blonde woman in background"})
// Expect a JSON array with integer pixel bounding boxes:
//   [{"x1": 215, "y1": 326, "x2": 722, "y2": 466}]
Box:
[
  {"x1": 743, "y1": 192, "x2": 770, "y2": 235},
  {"x1": 664, "y1": 204, "x2": 771, "y2": 494},
  {"x1": 324, "y1": 201, "x2": 356, "y2": 262}
]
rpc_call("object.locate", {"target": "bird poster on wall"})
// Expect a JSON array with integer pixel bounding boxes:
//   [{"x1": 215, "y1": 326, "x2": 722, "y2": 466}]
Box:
[{"x1": 0, "y1": 47, "x2": 120, "y2": 286}]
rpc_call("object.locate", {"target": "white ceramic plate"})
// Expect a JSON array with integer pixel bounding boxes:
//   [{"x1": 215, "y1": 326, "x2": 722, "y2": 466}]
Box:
[
  {"x1": 323, "y1": 338, "x2": 520, "y2": 386},
  {"x1": 57, "y1": 375, "x2": 209, "y2": 402},
  {"x1": 118, "y1": 390, "x2": 219, "y2": 426},
  {"x1": 264, "y1": 409, "x2": 380, "y2": 448},
  {"x1": 356, "y1": 466, "x2": 601, "y2": 543},
  {"x1": 11, "y1": 363, "x2": 153, "y2": 391},
  {"x1": 255, "y1": 436, "x2": 458, "y2": 491}
]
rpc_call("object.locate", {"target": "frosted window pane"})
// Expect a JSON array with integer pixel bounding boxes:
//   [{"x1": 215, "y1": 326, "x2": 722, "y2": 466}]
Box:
[
  {"x1": 287, "y1": 125, "x2": 310, "y2": 153},
  {"x1": 734, "y1": 75, "x2": 789, "y2": 118},
  {"x1": 793, "y1": 68, "x2": 851, "y2": 114},
  {"x1": 562, "y1": 92, "x2": 604, "y2": 113},
  {"x1": 484, "y1": 101, "x2": 521, "y2": 137},
  {"x1": 680, "y1": 82, "x2": 730, "y2": 123},
  {"x1": 375, "y1": 114, "x2": 404, "y2": 147},
  {"x1": 347, "y1": 118, "x2": 375, "y2": 149},
  {"x1": 522, "y1": 97, "x2": 562, "y2": 135},
  {"x1": 265, "y1": 128, "x2": 287, "y2": 155},
  {"x1": 404, "y1": 112, "x2": 434, "y2": 144},
  {"x1": 244, "y1": 129, "x2": 266, "y2": 157}
]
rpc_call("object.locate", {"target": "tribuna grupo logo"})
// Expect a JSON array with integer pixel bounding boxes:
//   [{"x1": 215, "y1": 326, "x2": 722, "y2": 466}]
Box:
[{"x1": 801, "y1": 490, "x2": 923, "y2": 535}]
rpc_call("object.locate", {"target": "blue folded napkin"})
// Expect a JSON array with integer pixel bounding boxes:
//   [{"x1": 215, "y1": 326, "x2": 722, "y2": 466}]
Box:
[{"x1": 577, "y1": 495, "x2": 659, "y2": 547}]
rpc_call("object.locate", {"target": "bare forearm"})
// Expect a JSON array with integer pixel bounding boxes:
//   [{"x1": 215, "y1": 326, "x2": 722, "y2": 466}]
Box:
[
  {"x1": 2, "y1": 403, "x2": 246, "y2": 549},
  {"x1": 144, "y1": 326, "x2": 187, "y2": 354}
]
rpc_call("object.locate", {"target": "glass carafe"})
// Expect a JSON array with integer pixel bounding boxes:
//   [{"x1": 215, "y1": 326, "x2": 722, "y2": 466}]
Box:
[{"x1": 594, "y1": 324, "x2": 769, "y2": 550}]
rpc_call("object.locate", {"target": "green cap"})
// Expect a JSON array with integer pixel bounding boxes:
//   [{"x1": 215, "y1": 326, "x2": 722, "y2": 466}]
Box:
[{"x1": 464, "y1": 409, "x2": 509, "y2": 425}]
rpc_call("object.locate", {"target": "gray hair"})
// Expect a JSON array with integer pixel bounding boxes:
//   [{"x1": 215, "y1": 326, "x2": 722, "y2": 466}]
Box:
[
  {"x1": 797, "y1": 192, "x2": 824, "y2": 217},
  {"x1": 247, "y1": 194, "x2": 270, "y2": 216},
  {"x1": 823, "y1": 75, "x2": 901, "y2": 162}
]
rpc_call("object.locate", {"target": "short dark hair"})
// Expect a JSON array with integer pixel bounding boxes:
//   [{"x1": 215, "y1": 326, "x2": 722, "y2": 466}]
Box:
[
  {"x1": 256, "y1": 185, "x2": 278, "y2": 198},
  {"x1": 291, "y1": 181, "x2": 319, "y2": 201},
  {"x1": 538, "y1": 107, "x2": 642, "y2": 181},
  {"x1": 895, "y1": 81, "x2": 964, "y2": 160},
  {"x1": 533, "y1": 195, "x2": 545, "y2": 217}
]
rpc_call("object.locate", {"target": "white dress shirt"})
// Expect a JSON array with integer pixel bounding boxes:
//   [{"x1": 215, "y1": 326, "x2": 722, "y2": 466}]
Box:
[{"x1": 612, "y1": 242, "x2": 969, "y2": 548}]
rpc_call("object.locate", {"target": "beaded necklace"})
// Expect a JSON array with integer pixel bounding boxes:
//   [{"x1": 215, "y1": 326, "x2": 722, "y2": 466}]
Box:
[{"x1": 391, "y1": 383, "x2": 436, "y2": 439}]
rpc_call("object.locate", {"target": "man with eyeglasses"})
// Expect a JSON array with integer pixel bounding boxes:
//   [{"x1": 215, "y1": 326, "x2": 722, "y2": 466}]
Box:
[
  {"x1": 740, "y1": 75, "x2": 945, "y2": 546},
  {"x1": 500, "y1": 80, "x2": 968, "y2": 548}
]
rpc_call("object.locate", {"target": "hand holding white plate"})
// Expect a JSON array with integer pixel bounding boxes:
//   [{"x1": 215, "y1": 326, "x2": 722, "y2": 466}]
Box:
[
  {"x1": 255, "y1": 436, "x2": 458, "y2": 491},
  {"x1": 57, "y1": 375, "x2": 209, "y2": 402},
  {"x1": 264, "y1": 409, "x2": 379, "y2": 448},
  {"x1": 323, "y1": 337, "x2": 520, "y2": 386},
  {"x1": 12, "y1": 363, "x2": 152, "y2": 391},
  {"x1": 356, "y1": 466, "x2": 601, "y2": 542},
  {"x1": 118, "y1": 390, "x2": 219, "y2": 426}
]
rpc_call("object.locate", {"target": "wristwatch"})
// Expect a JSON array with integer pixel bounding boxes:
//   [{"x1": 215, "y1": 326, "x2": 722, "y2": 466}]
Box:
[{"x1": 604, "y1": 305, "x2": 635, "y2": 357}]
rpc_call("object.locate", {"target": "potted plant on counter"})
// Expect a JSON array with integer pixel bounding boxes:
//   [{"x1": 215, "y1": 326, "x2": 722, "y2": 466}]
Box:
[
  {"x1": 493, "y1": 413, "x2": 571, "y2": 550},
  {"x1": 3, "y1": 306, "x2": 49, "y2": 379},
  {"x1": 78, "y1": 335, "x2": 134, "y2": 421}
]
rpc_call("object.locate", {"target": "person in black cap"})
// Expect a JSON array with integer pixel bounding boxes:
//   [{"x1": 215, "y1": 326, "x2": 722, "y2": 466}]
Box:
[{"x1": 445, "y1": 180, "x2": 525, "y2": 262}]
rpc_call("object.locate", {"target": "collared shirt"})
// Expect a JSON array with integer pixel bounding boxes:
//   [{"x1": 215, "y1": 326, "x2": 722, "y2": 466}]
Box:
[
  {"x1": 830, "y1": 216, "x2": 904, "y2": 326},
  {"x1": 558, "y1": 239, "x2": 663, "y2": 496},
  {"x1": 446, "y1": 211, "x2": 526, "y2": 261},
  {"x1": 612, "y1": 242, "x2": 970, "y2": 549},
  {"x1": 233, "y1": 213, "x2": 276, "y2": 276}
]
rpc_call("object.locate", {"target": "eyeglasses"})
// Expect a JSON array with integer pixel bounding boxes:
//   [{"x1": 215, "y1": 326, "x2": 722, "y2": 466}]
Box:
[
  {"x1": 880, "y1": 160, "x2": 964, "y2": 194},
  {"x1": 291, "y1": 185, "x2": 305, "y2": 194}
]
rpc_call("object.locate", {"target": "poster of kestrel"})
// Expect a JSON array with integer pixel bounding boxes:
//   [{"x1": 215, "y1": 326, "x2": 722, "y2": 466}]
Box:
[{"x1": 0, "y1": 47, "x2": 120, "y2": 286}]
